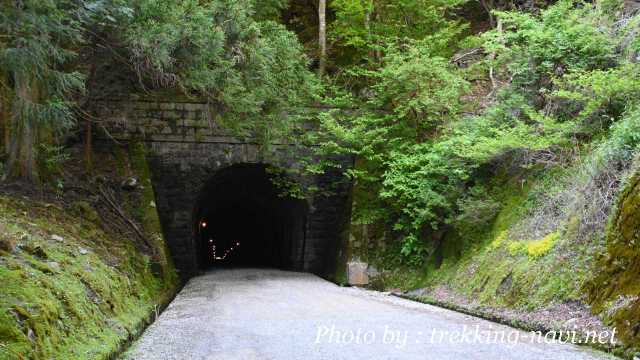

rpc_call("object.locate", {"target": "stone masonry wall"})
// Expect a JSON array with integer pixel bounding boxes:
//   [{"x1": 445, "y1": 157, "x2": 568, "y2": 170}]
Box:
[{"x1": 93, "y1": 98, "x2": 353, "y2": 279}]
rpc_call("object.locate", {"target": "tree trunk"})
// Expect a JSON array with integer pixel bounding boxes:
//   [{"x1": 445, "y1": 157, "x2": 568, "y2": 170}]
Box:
[
  {"x1": 83, "y1": 64, "x2": 98, "y2": 174},
  {"x1": 318, "y1": 0, "x2": 327, "y2": 77},
  {"x1": 5, "y1": 74, "x2": 38, "y2": 182},
  {"x1": 0, "y1": 91, "x2": 8, "y2": 156},
  {"x1": 479, "y1": 0, "x2": 496, "y2": 28},
  {"x1": 0, "y1": 43, "x2": 7, "y2": 156},
  {"x1": 372, "y1": 3, "x2": 382, "y2": 62},
  {"x1": 84, "y1": 118, "x2": 92, "y2": 173},
  {"x1": 365, "y1": 3, "x2": 373, "y2": 61}
]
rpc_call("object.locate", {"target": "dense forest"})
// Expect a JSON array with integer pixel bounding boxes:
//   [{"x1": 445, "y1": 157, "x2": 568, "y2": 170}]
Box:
[{"x1": 2, "y1": 0, "x2": 640, "y2": 358}]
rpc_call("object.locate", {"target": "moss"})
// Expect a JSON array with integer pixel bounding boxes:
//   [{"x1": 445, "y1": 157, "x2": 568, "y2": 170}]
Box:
[
  {"x1": 0, "y1": 197, "x2": 165, "y2": 359},
  {"x1": 70, "y1": 201, "x2": 100, "y2": 224},
  {"x1": 369, "y1": 162, "x2": 604, "y2": 316},
  {"x1": 489, "y1": 230, "x2": 508, "y2": 250},
  {"x1": 0, "y1": 229, "x2": 17, "y2": 253},
  {"x1": 0, "y1": 165, "x2": 176, "y2": 359},
  {"x1": 526, "y1": 231, "x2": 560, "y2": 258},
  {"x1": 126, "y1": 141, "x2": 177, "y2": 286},
  {"x1": 128, "y1": 141, "x2": 162, "y2": 236},
  {"x1": 507, "y1": 241, "x2": 525, "y2": 256},
  {"x1": 587, "y1": 169, "x2": 640, "y2": 353}
]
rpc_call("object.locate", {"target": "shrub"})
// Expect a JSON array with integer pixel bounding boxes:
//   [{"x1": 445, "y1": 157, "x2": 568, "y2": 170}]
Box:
[
  {"x1": 554, "y1": 64, "x2": 640, "y2": 126},
  {"x1": 526, "y1": 231, "x2": 560, "y2": 258},
  {"x1": 484, "y1": 0, "x2": 618, "y2": 105},
  {"x1": 454, "y1": 186, "x2": 501, "y2": 230},
  {"x1": 512, "y1": 107, "x2": 640, "y2": 243},
  {"x1": 399, "y1": 234, "x2": 428, "y2": 267}
]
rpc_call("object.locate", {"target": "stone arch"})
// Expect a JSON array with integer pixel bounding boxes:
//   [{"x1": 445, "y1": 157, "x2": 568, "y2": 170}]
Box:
[{"x1": 92, "y1": 98, "x2": 353, "y2": 281}]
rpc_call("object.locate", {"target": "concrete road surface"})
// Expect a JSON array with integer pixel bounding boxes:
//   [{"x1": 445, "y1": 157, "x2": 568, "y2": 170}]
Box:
[{"x1": 124, "y1": 268, "x2": 617, "y2": 360}]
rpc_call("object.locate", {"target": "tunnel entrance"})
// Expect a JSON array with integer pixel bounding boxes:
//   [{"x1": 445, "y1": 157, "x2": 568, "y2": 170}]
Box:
[{"x1": 194, "y1": 164, "x2": 308, "y2": 270}]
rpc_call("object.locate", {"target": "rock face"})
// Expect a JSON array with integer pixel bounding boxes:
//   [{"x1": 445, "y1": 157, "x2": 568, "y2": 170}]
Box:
[
  {"x1": 121, "y1": 177, "x2": 139, "y2": 190},
  {"x1": 0, "y1": 224, "x2": 16, "y2": 252},
  {"x1": 625, "y1": 0, "x2": 640, "y2": 13},
  {"x1": 50, "y1": 234, "x2": 64, "y2": 242},
  {"x1": 587, "y1": 168, "x2": 640, "y2": 353},
  {"x1": 347, "y1": 260, "x2": 369, "y2": 286}
]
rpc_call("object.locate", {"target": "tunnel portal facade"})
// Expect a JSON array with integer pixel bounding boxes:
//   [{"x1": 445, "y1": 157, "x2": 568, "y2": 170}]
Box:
[{"x1": 94, "y1": 99, "x2": 352, "y2": 279}]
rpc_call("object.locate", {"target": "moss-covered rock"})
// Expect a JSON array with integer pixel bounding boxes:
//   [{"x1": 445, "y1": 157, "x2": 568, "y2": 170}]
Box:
[
  {"x1": 122, "y1": 140, "x2": 175, "y2": 283},
  {"x1": 0, "y1": 223, "x2": 17, "y2": 253},
  {"x1": 587, "y1": 168, "x2": 640, "y2": 354},
  {"x1": 0, "y1": 193, "x2": 176, "y2": 360},
  {"x1": 0, "y1": 144, "x2": 177, "y2": 360}
]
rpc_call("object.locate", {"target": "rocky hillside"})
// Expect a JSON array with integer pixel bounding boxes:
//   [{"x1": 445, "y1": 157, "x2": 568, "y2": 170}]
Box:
[
  {"x1": 357, "y1": 118, "x2": 640, "y2": 358},
  {"x1": 0, "y1": 143, "x2": 177, "y2": 360}
]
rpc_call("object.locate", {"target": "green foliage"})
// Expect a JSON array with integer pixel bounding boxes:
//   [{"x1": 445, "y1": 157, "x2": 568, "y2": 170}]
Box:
[
  {"x1": 373, "y1": 50, "x2": 469, "y2": 133},
  {"x1": 318, "y1": 0, "x2": 640, "y2": 265},
  {"x1": 38, "y1": 144, "x2": 69, "y2": 177},
  {"x1": 330, "y1": 0, "x2": 373, "y2": 50},
  {"x1": 484, "y1": 1, "x2": 618, "y2": 103},
  {"x1": 266, "y1": 166, "x2": 306, "y2": 200},
  {"x1": 0, "y1": 0, "x2": 86, "y2": 131},
  {"x1": 325, "y1": 86, "x2": 568, "y2": 259},
  {"x1": 330, "y1": 0, "x2": 468, "y2": 64},
  {"x1": 454, "y1": 186, "x2": 501, "y2": 230},
  {"x1": 316, "y1": 46, "x2": 472, "y2": 240},
  {"x1": 554, "y1": 64, "x2": 640, "y2": 122},
  {"x1": 591, "y1": 106, "x2": 640, "y2": 169},
  {"x1": 251, "y1": 0, "x2": 289, "y2": 21},
  {"x1": 381, "y1": 142, "x2": 467, "y2": 231},
  {"x1": 126, "y1": 0, "x2": 317, "y2": 142},
  {"x1": 399, "y1": 234, "x2": 428, "y2": 266}
]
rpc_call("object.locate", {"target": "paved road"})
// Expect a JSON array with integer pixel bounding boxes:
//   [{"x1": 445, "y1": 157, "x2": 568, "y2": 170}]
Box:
[{"x1": 124, "y1": 268, "x2": 616, "y2": 360}]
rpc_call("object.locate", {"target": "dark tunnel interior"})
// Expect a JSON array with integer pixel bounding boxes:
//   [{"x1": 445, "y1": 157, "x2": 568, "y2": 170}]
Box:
[{"x1": 194, "y1": 164, "x2": 308, "y2": 270}]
